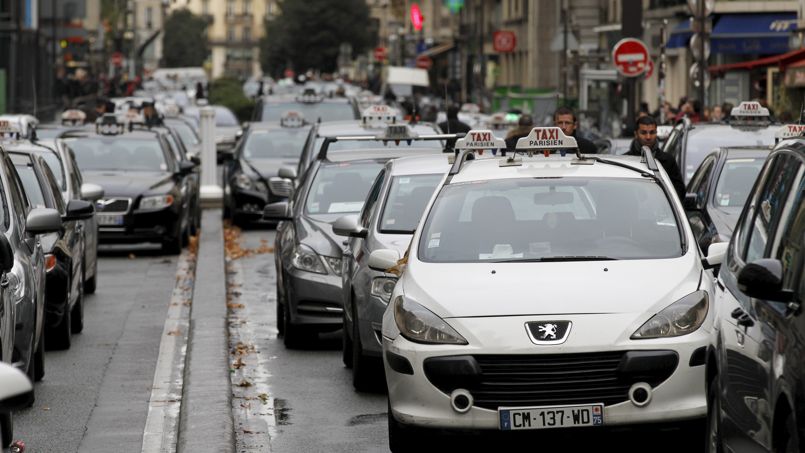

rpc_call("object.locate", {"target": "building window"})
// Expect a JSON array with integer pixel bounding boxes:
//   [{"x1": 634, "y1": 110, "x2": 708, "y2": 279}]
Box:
[
  {"x1": 202, "y1": 0, "x2": 209, "y2": 16},
  {"x1": 243, "y1": 27, "x2": 251, "y2": 42},
  {"x1": 243, "y1": 0, "x2": 251, "y2": 15},
  {"x1": 228, "y1": 27, "x2": 236, "y2": 42},
  {"x1": 227, "y1": 0, "x2": 236, "y2": 17},
  {"x1": 146, "y1": 7, "x2": 153, "y2": 29}
]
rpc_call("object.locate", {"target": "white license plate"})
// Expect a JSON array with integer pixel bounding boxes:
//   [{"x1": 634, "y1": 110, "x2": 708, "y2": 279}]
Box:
[
  {"x1": 499, "y1": 403, "x2": 603, "y2": 430},
  {"x1": 97, "y1": 215, "x2": 124, "y2": 226}
]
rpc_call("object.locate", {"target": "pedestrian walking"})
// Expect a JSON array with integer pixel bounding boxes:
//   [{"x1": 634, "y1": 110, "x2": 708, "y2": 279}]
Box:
[
  {"x1": 438, "y1": 105, "x2": 471, "y2": 149},
  {"x1": 553, "y1": 107, "x2": 598, "y2": 154},
  {"x1": 625, "y1": 116, "x2": 686, "y2": 200}
]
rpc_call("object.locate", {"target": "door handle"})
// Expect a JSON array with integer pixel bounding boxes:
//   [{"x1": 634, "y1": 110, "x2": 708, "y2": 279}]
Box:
[
  {"x1": 737, "y1": 314, "x2": 755, "y2": 328},
  {"x1": 731, "y1": 308, "x2": 744, "y2": 319}
]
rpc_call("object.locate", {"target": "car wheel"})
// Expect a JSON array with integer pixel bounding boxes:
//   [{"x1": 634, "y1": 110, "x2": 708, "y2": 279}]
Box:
[
  {"x1": 72, "y1": 267, "x2": 85, "y2": 334},
  {"x1": 190, "y1": 206, "x2": 200, "y2": 236},
  {"x1": 706, "y1": 376, "x2": 723, "y2": 453},
  {"x1": 223, "y1": 198, "x2": 232, "y2": 220},
  {"x1": 388, "y1": 400, "x2": 422, "y2": 452},
  {"x1": 1, "y1": 412, "x2": 12, "y2": 448},
  {"x1": 275, "y1": 280, "x2": 285, "y2": 336},
  {"x1": 282, "y1": 298, "x2": 309, "y2": 349},
  {"x1": 341, "y1": 314, "x2": 353, "y2": 369},
  {"x1": 162, "y1": 236, "x2": 182, "y2": 255},
  {"x1": 352, "y1": 305, "x2": 379, "y2": 392},
  {"x1": 49, "y1": 295, "x2": 72, "y2": 351},
  {"x1": 33, "y1": 327, "x2": 45, "y2": 382},
  {"x1": 780, "y1": 411, "x2": 801, "y2": 453},
  {"x1": 85, "y1": 253, "x2": 98, "y2": 294}
]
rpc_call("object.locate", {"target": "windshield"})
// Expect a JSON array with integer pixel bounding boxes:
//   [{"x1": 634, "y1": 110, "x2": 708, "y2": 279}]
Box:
[
  {"x1": 261, "y1": 102, "x2": 356, "y2": 122},
  {"x1": 713, "y1": 157, "x2": 765, "y2": 211},
  {"x1": 305, "y1": 162, "x2": 383, "y2": 219},
  {"x1": 65, "y1": 137, "x2": 169, "y2": 172},
  {"x1": 379, "y1": 174, "x2": 443, "y2": 234},
  {"x1": 168, "y1": 120, "x2": 200, "y2": 146},
  {"x1": 683, "y1": 127, "x2": 775, "y2": 182},
  {"x1": 418, "y1": 178, "x2": 682, "y2": 262},
  {"x1": 215, "y1": 107, "x2": 239, "y2": 127},
  {"x1": 14, "y1": 164, "x2": 47, "y2": 209},
  {"x1": 315, "y1": 136, "x2": 443, "y2": 153},
  {"x1": 242, "y1": 129, "x2": 308, "y2": 159}
]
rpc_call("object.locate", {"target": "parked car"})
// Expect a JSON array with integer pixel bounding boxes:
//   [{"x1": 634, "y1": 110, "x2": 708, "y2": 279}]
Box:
[
  {"x1": 9, "y1": 151, "x2": 95, "y2": 350},
  {"x1": 706, "y1": 137, "x2": 804, "y2": 453},
  {"x1": 0, "y1": 362, "x2": 33, "y2": 449}
]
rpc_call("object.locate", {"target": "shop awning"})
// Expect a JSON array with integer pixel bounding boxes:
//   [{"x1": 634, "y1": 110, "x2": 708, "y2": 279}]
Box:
[
  {"x1": 667, "y1": 20, "x2": 692, "y2": 49},
  {"x1": 711, "y1": 13, "x2": 797, "y2": 55},
  {"x1": 709, "y1": 47, "x2": 805, "y2": 74},
  {"x1": 418, "y1": 42, "x2": 455, "y2": 59}
]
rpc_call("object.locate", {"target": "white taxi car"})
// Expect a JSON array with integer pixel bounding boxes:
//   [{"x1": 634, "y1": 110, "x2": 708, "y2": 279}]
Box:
[{"x1": 373, "y1": 128, "x2": 728, "y2": 450}]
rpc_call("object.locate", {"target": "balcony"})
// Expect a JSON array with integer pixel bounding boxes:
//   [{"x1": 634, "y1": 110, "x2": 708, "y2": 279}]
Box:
[{"x1": 225, "y1": 12, "x2": 254, "y2": 25}]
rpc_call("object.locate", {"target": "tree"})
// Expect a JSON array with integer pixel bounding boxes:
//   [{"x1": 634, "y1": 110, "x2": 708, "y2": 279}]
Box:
[
  {"x1": 260, "y1": 0, "x2": 373, "y2": 76},
  {"x1": 163, "y1": 9, "x2": 209, "y2": 68}
]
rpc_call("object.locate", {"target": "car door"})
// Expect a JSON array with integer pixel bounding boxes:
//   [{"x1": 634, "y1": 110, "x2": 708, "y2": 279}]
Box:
[
  {"x1": 717, "y1": 151, "x2": 803, "y2": 452},
  {"x1": 686, "y1": 153, "x2": 717, "y2": 250}
]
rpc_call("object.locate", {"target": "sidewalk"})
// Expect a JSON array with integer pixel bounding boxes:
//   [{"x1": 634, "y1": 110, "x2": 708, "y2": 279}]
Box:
[{"x1": 177, "y1": 209, "x2": 235, "y2": 452}]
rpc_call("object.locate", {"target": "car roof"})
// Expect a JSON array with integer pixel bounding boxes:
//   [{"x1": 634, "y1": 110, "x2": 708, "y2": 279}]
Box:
[
  {"x1": 314, "y1": 121, "x2": 439, "y2": 137},
  {"x1": 686, "y1": 123, "x2": 778, "y2": 140},
  {"x1": 721, "y1": 147, "x2": 773, "y2": 158},
  {"x1": 448, "y1": 155, "x2": 654, "y2": 184},
  {"x1": 246, "y1": 122, "x2": 312, "y2": 132},
  {"x1": 261, "y1": 94, "x2": 353, "y2": 104},
  {"x1": 324, "y1": 148, "x2": 448, "y2": 163},
  {"x1": 388, "y1": 154, "x2": 453, "y2": 176}
]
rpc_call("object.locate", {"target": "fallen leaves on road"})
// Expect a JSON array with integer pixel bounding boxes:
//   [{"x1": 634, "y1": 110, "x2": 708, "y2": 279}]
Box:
[
  {"x1": 232, "y1": 341, "x2": 255, "y2": 356},
  {"x1": 237, "y1": 379, "x2": 253, "y2": 388},
  {"x1": 257, "y1": 393, "x2": 269, "y2": 404},
  {"x1": 232, "y1": 356, "x2": 245, "y2": 369},
  {"x1": 167, "y1": 329, "x2": 182, "y2": 336},
  {"x1": 223, "y1": 224, "x2": 274, "y2": 260},
  {"x1": 227, "y1": 302, "x2": 245, "y2": 309}
]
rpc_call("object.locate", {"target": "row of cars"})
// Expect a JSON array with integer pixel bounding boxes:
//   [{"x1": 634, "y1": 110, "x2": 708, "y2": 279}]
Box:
[
  {"x1": 249, "y1": 100, "x2": 802, "y2": 452},
  {"x1": 0, "y1": 100, "x2": 209, "y2": 448}
]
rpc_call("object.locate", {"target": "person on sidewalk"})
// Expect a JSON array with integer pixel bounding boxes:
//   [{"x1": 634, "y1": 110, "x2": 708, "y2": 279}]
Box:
[
  {"x1": 439, "y1": 105, "x2": 471, "y2": 149},
  {"x1": 553, "y1": 107, "x2": 598, "y2": 154},
  {"x1": 626, "y1": 115, "x2": 686, "y2": 200}
]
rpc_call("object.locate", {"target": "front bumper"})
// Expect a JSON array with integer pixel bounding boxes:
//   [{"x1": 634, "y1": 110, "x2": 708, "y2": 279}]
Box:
[
  {"x1": 384, "y1": 313, "x2": 708, "y2": 430},
  {"x1": 97, "y1": 207, "x2": 181, "y2": 244},
  {"x1": 230, "y1": 186, "x2": 283, "y2": 221},
  {"x1": 284, "y1": 265, "x2": 343, "y2": 329},
  {"x1": 355, "y1": 291, "x2": 389, "y2": 358}
]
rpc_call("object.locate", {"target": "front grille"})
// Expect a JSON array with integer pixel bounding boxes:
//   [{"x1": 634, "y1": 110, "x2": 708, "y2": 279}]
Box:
[
  {"x1": 96, "y1": 198, "x2": 131, "y2": 214},
  {"x1": 424, "y1": 351, "x2": 677, "y2": 410}
]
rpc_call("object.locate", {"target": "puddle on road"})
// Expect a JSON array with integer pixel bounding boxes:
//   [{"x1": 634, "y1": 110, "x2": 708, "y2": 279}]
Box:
[{"x1": 273, "y1": 398, "x2": 291, "y2": 426}]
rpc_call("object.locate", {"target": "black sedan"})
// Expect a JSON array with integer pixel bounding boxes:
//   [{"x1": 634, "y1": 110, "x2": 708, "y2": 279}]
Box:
[
  {"x1": 62, "y1": 123, "x2": 197, "y2": 254},
  {"x1": 684, "y1": 146, "x2": 769, "y2": 253},
  {"x1": 223, "y1": 121, "x2": 311, "y2": 225}
]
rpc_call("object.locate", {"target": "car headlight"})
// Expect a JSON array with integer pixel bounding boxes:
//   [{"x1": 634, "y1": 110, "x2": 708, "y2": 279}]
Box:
[
  {"x1": 234, "y1": 173, "x2": 254, "y2": 191},
  {"x1": 6, "y1": 271, "x2": 22, "y2": 303},
  {"x1": 291, "y1": 244, "x2": 327, "y2": 274},
  {"x1": 324, "y1": 256, "x2": 342, "y2": 276},
  {"x1": 632, "y1": 290, "x2": 709, "y2": 339},
  {"x1": 371, "y1": 277, "x2": 396, "y2": 303},
  {"x1": 393, "y1": 296, "x2": 468, "y2": 345},
  {"x1": 140, "y1": 194, "x2": 174, "y2": 210}
]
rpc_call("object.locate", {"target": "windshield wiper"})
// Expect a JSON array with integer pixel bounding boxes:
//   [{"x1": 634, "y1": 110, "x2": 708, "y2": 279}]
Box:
[{"x1": 488, "y1": 256, "x2": 617, "y2": 263}]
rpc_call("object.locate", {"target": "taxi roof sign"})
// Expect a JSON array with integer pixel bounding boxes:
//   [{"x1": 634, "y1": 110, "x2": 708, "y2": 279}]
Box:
[
  {"x1": 61, "y1": 109, "x2": 86, "y2": 125},
  {"x1": 454, "y1": 130, "x2": 506, "y2": 150},
  {"x1": 380, "y1": 124, "x2": 418, "y2": 141},
  {"x1": 731, "y1": 101, "x2": 770, "y2": 118},
  {"x1": 95, "y1": 114, "x2": 125, "y2": 135},
  {"x1": 280, "y1": 110, "x2": 306, "y2": 128},
  {"x1": 361, "y1": 104, "x2": 397, "y2": 127},
  {"x1": 774, "y1": 124, "x2": 805, "y2": 140},
  {"x1": 515, "y1": 127, "x2": 579, "y2": 150}
]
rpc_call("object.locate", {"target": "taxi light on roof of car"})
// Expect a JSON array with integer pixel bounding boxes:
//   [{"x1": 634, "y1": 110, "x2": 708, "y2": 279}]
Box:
[
  {"x1": 730, "y1": 101, "x2": 770, "y2": 119},
  {"x1": 295, "y1": 89, "x2": 324, "y2": 104},
  {"x1": 380, "y1": 124, "x2": 418, "y2": 143},
  {"x1": 774, "y1": 124, "x2": 805, "y2": 141},
  {"x1": 280, "y1": 110, "x2": 306, "y2": 128},
  {"x1": 61, "y1": 109, "x2": 87, "y2": 126},
  {"x1": 515, "y1": 126, "x2": 582, "y2": 159},
  {"x1": 361, "y1": 104, "x2": 397, "y2": 127},
  {"x1": 454, "y1": 129, "x2": 506, "y2": 151},
  {"x1": 0, "y1": 119, "x2": 23, "y2": 139},
  {"x1": 162, "y1": 103, "x2": 181, "y2": 118},
  {"x1": 95, "y1": 114, "x2": 125, "y2": 136}
]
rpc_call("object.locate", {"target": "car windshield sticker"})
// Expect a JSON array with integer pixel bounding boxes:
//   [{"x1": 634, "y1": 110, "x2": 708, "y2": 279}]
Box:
[{"x1": 327, "y1": 201, "x2": 364, "y2": 213}]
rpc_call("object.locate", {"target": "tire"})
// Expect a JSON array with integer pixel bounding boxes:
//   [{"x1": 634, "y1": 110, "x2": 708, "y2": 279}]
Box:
[
  {"x1": 352, "y1": 305, "x2": 378, "y2": 392},
  {"x1": 48, "y1": 296, "x2": 72, "y2": 351},
  {"x1": 706, "y1": 376, "x2": 723, "y2": 453},
  {"x1": 84, "y1": 273, "x2": 97, "y2": 295},
  {"x1": 162, "y1": 236, "x2": 182, "y2": 255},
  {"x1": 388, "y1": 400, "x2": 422, "y2": 452},
  {"x1": 342, "y1": 314, "x2": 353, "y2": 369},
  {"x1": 282, "y1": 299, "x2": 309, "y2": 349},
  {"x1": 780, "y1": 411, "x2": 801, "y2": 453},
  {"x1": 33, "y1": 328, "x2": 45, "y2": 382},
  {"x1": 1, "y1": 412, "x2": 12, "y2": 448},
  {"x1": 72, "y1": 267, "x2": 85, "y2": 334},
  {"x1": 275, "y1": 280, "x2": 285, "y2": 336}
]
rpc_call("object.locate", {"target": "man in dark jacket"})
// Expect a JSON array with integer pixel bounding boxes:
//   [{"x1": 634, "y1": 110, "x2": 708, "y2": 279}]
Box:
[
  {"x1": 439, "y1": 105, "x2": 471, "y2": 148},
  {"x1": 626, "y1": 115, "x2": 686, "y2": 200},
  {"x1": 553, "y1": 107, "x2": 598, "y2": 154}
]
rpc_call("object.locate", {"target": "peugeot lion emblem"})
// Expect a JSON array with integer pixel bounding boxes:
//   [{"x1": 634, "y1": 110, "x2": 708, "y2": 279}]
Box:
[{"x1": 525, "y1": 321, "x2": 572, "y2": 345}]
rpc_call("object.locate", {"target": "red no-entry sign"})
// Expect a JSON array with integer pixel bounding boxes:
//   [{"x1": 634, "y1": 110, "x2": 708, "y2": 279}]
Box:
[{"x1": 612, "y1": 38, "x2": 649, "y2": 77}]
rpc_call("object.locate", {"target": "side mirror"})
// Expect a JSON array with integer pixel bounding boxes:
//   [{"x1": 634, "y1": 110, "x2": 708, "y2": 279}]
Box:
[
  {"x1": 26, "y1": 208, "x2": 62, "y2": 235},
  {"x1": 217, "y1": 148, "x2": 235, "y2": 161},
  {"x1": 737, "y1": 259, "x2": 794, "y2": 302},
  {"x1": 63, "y1": 199, "x2": 95, "y2": 221},
  {"x1": 80, "y1": 183, "x2": 104, "y2": 202},
  {"x1": 268, "y1": 176, "x2": 293, "y2": 199},
  {"x1": 187, "y1": 152, "x2": 201, "y2": 166},
  {"x1": 0, "y1": 234, "x2": 13, "y2": 273},
  {"x1": 0, "y1": 362, "x2": 33, "y2": 410},
  {"x1": 368, "y1": 249, "x2": 401, "y2": 272},
  {"x1": 333, "y1": 214, "x2": 367, "y2": 238},
  {"x1": 703, "y1": 242, "x2": 728, "y2": 269},
  {"x1": 178, "y1": 160, "x2": 197, "y2": 175},
  {"x1": 262, "y1": 201, "x2": 292, "y2": 221},
  {"x1": 278, "y1": 166, "x2": 297, "y2": 180},
  {"x1": 683, "y1": 193, "x2": 700, "y2": 211}
]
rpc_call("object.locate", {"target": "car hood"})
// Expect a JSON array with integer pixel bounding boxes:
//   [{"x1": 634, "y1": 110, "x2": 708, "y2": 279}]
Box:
[
  {"x1": 711, "y1": 207, "x2": 741, "y2": 237},
  {"x1": 242, "y1": 158, "x2": 299, "y2": 179},
  {"x1": 83, "y1": 170, "x2": 175, "y2": 196},
  {"x1": 403, "y1": 256, "x2": 701, "y2": 318},
  {"x1": 296, "y1": 215, "x2": 343, "y2": 258}
]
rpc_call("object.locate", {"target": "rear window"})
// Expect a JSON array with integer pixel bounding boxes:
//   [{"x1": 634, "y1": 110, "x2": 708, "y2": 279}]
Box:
[
  {"x1": 305, "y1": 162, "x2": 383, "y2": 219},
  {"x1": 261, "y1": 102, "x2": 356, "y2": 122}
]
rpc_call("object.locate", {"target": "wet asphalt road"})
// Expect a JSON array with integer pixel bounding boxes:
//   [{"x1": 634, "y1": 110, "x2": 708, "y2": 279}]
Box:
[{"x1": 13, "y1": 246, "x2": 178, "y2": 452}]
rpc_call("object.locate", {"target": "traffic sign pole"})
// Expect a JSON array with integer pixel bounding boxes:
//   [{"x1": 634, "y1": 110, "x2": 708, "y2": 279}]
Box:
[{"x1": 619, "y1": 0, "x2": 644, "y2": 135}]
